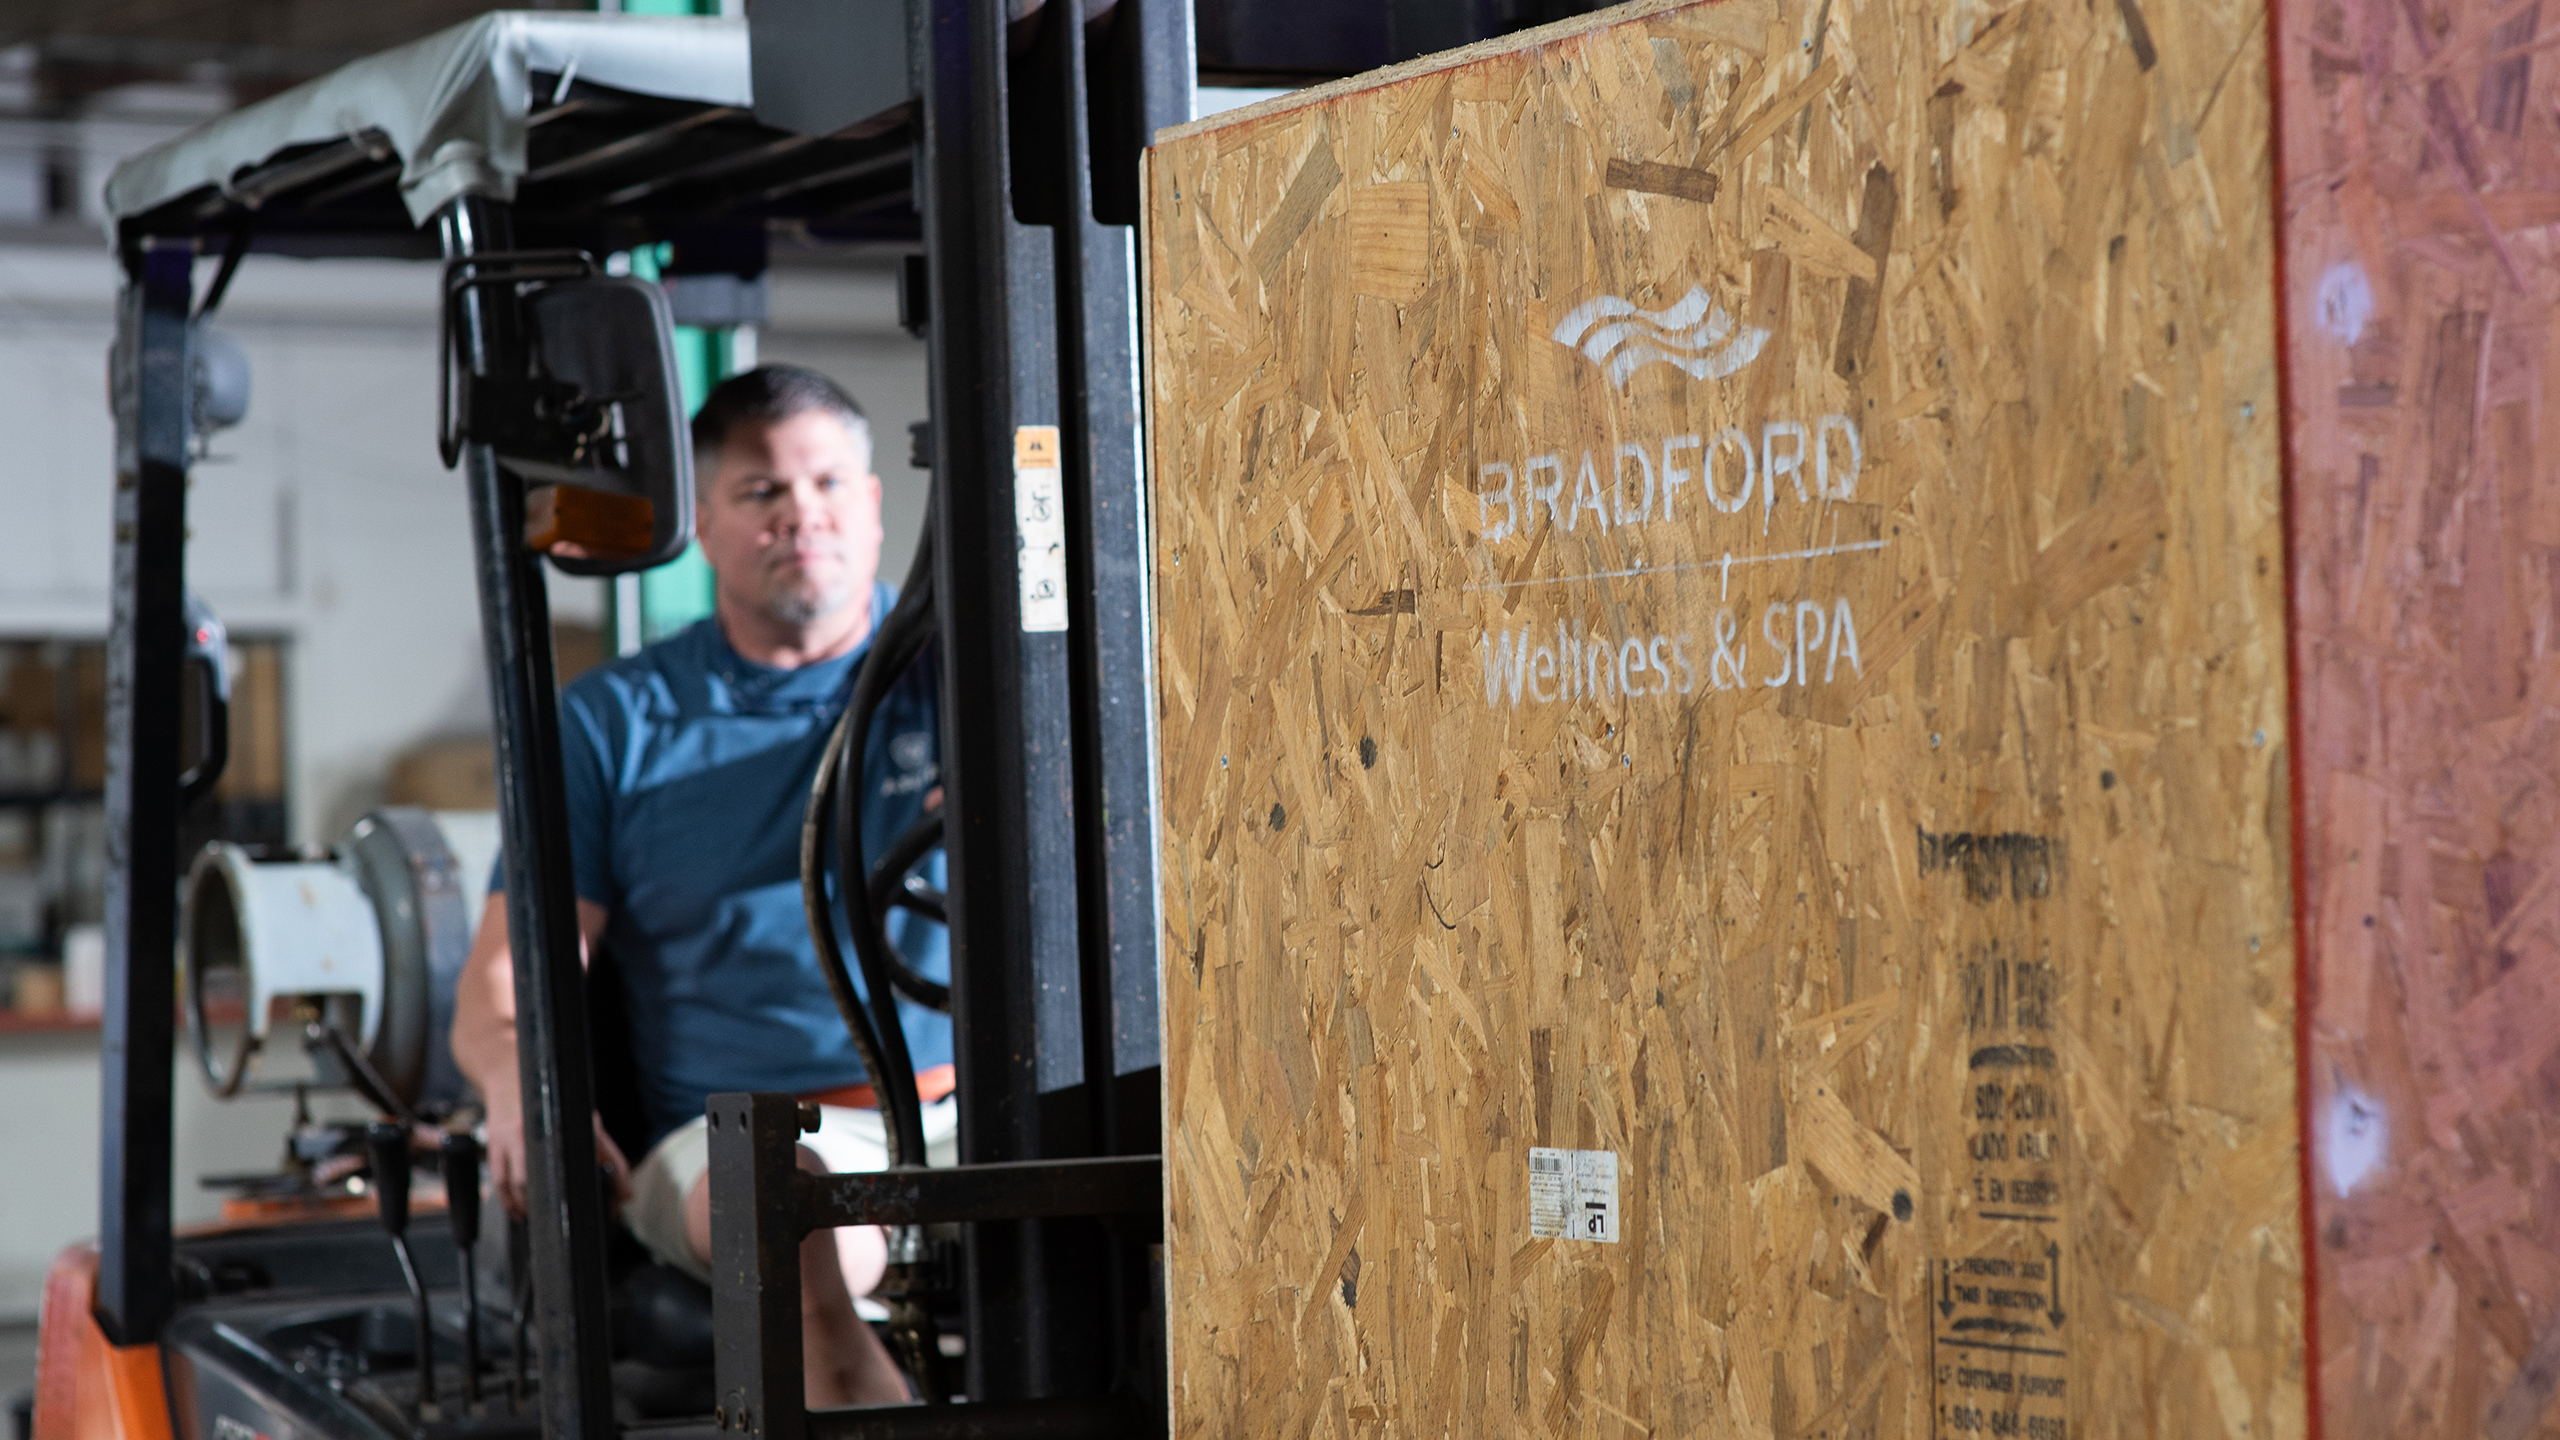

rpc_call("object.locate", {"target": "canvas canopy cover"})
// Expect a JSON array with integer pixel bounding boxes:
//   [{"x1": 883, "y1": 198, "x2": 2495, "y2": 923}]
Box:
[{"x1": 104, "y1": 12, "x2": 750, "y2": 232}]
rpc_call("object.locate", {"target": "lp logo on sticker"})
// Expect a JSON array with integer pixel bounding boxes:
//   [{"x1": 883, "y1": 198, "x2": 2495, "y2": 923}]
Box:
[{"x1": 1528, "y1": 1146, "x2": 1620, "y2": 1243}]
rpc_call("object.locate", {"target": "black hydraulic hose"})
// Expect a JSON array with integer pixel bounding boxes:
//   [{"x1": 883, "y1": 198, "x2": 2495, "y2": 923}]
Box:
[
  {"x1": 831, "y1": 721, "x2": 921, "y2": 1155},
  {"x1": 829, "y1": 580, "x2": 938, "y2": 1169},
  {"x1": 799, "y1": 524, "x2": 938, "y2": 1169},
  {"x1": 804, "y1": 523, "x2": 952, "y2": 1404},
  {"x1": 824, "y1": 559, "x2": 950, "y2": 1407},
  {"x1": 865, "y1": 808, "x2": 950, "y2": 1010},
  {"x1": 800, "y1": 708, "x2": 905, "y2": 1166}
]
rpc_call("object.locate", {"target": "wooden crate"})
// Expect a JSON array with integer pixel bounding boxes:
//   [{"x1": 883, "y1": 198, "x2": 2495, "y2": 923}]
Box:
[
  {"x1": 1139, "y1": 0, "x2": 2560, "y2": 1430},
  {"x1": 2280, "y1": 0, "x2": 2560, "y2": 1433}
]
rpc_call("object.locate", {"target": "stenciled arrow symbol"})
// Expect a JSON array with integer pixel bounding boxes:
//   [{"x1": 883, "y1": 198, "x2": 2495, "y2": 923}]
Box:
[
  {"x1": 1939, "y1": 1259, "x2": 1955, "y2": 1319},
  {"x1": 2046, "y1": 1240, "x2": 2065, "y2": 1328}
]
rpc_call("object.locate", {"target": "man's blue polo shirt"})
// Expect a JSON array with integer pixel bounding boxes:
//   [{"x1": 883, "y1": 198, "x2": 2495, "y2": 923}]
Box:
[{"x1": 493, "y1": 587, "x2": 947, "y2": 1148}]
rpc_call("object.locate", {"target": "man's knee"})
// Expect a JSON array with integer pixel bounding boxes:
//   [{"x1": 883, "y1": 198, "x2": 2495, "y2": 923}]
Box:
[
  {"x1": 689, "y1": 1145, "x2": 831, "y2": 1265},
  {"x1": 682, "y1": 1168, "x2": 713, "y2": 1266},
  {"x1": 791, "y1": 1145, "x2": 889, "y2": 1299}
]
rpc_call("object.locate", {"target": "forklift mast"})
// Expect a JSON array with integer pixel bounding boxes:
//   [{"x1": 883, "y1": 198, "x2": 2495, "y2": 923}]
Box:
[
  {"x1": 692, "y1": 4, "x2": 1194, "y2": 1432},
  {"x1": 911, "y1": 0, "x2": 1189, "y2": 1401}
]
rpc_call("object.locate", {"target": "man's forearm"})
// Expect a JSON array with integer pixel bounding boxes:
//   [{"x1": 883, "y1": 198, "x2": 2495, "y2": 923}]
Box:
[
  {"x1": 452, "y1": 892, "x2": 525, "y2": 1114},
  {"x1": 454, "y1": 1011, "x2": 521, "y2": 1113},
  {"x1": 451, "y1": 891, "x2": 609, "y2": 1115}
]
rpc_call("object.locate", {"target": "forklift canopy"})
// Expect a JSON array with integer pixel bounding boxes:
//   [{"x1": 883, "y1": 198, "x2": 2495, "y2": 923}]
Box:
[
  {"x1": 101, "y1": 10, "x2": 916, "y2": 259},
  {"x1": 107, "y1": 14, "x2": 748, "y2": 230}
]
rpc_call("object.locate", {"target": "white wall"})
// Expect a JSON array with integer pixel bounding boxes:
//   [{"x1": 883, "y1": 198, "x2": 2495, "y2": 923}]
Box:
[{"x1": 0, "y1": 244, "x2": 504, "y2": 844}]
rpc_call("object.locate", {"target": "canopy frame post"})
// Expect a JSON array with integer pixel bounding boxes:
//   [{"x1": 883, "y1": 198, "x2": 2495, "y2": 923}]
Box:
[
  {"x1": 439, "y1": 194, "x2": 620, "y2": 1440},
  {"x1": 96, "y1": 238, "x2": 193, "y2": 1348}
]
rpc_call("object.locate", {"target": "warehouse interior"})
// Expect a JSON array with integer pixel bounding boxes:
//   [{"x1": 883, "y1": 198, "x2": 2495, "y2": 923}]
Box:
[
  {"x1": 0, "y1": 0, "x2": 946, "y2": 1317},
  {"x1": 0, "y1": 0, "x2": 959, "y2": 1391},
  {"x1": 1, "y1": 0, "x2": 2554, "y2": 1438}
]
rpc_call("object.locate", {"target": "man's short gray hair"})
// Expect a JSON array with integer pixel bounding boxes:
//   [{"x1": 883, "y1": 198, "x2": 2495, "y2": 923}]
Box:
[{"x1": 689, "y1": 364, "x2": 872, "y2": 492}]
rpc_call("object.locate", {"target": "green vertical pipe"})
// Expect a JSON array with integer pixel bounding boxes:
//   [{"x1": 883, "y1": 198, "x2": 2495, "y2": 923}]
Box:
[
  {"x1": 599, "y1": 0, "x2": 730, "y2": 646},
  {"x1": 617, "y1": 241, "x2": 735, "y2": 644}
]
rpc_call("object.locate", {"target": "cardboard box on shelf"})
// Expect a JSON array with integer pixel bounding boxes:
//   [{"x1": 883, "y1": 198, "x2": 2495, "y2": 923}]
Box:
[
  {"x1": 217, "y1": 642, "x2": 289, "y2": 802},
  {"x1": 9, "y1": 960, "x2": 64, "y2": 1014},
  {"x1": 386, "y1": 736, "x2": 499, "y2": 813}
]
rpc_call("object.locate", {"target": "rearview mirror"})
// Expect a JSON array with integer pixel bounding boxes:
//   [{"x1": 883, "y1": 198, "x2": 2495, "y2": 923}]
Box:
[{"x1": 440, "y1": 255, "x2": 693, "y2": 575}]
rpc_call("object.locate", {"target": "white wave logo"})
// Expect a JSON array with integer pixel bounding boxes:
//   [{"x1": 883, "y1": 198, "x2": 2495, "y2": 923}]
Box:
[
  {"x1": 1551, "y1": 286, "x2": 1771, "y2": 387},
  {"x1": 889, "y1": 731, "x2": 934, "y2": 772}
]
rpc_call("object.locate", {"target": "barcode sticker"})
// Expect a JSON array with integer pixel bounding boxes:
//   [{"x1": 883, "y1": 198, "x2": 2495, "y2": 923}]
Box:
[
  {"x1": 1014, "y1": 426, "x2": 1069, "y2": 634},
  {"x1": 1528, "y1": 1147, "x2": 1620, "y2": 1243}
]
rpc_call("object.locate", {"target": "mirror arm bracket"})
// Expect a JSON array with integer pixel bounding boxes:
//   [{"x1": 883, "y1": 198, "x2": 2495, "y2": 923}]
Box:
[{"x1": 436, "y1": 250, "x2": 597, "y2": 468}]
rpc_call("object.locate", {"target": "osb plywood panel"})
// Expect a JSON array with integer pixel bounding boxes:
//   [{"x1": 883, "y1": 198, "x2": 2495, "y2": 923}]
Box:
[
  {"x1": 1145, "y1": 0, "x2": 2301, "y2": 1435},
  {"x1": 2279, "y1": 0, "x2": 2560, "y2": 1430}
]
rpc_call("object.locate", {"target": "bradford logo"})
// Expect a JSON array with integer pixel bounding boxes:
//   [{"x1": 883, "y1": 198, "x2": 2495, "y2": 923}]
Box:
[{"x1": 1551, "y1": 287, "x2": 1770, "y2": 387}]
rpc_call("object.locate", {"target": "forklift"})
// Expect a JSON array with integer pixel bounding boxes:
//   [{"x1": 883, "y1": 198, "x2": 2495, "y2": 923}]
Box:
[{"x1": 35, "y1": 3, "x2": 1605, "y2": 1438}]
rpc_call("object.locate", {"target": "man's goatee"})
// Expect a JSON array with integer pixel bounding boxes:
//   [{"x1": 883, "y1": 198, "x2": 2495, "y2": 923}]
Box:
[{"x1": 762, "y1": 578, "x2": 855, "y2": 626}]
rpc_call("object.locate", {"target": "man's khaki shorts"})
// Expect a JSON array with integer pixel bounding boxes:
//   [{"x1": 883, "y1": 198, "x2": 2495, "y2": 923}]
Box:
[{"x1": 625, "y1": 1097, "x2": 961, "y2": 1284}]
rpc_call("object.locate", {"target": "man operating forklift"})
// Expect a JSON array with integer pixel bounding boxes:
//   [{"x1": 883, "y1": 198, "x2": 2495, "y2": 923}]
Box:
[{"x1": 449, "y1": 365, "x2": 949, "y2": 1408}]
